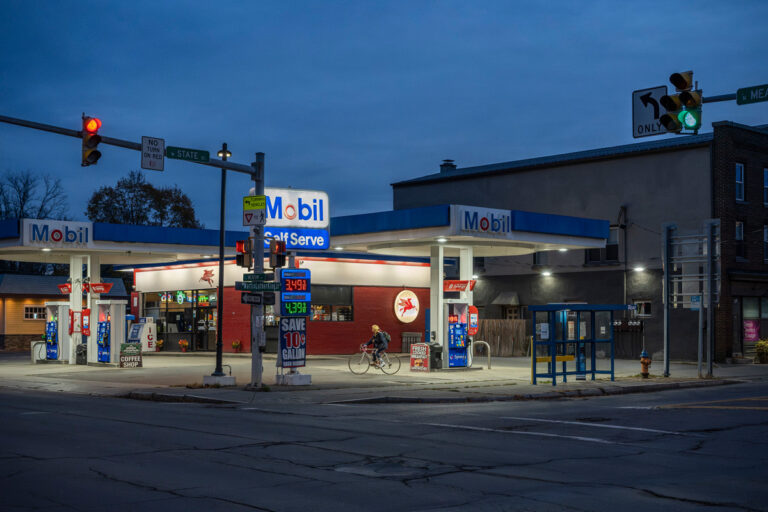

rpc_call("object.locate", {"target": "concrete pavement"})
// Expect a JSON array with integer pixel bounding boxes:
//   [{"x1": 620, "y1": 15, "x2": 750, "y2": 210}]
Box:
[{"x1": 2, "y1": 351, "x2": 768, "y2": 405}]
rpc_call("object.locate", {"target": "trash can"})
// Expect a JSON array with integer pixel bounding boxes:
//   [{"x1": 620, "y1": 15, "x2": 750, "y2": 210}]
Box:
[
  {"x1": 75, "y1": 344, "x2": 87, "y2": 365},
  {"x1": 429, "y1": 342, "x2": 443, "y2": 370}
]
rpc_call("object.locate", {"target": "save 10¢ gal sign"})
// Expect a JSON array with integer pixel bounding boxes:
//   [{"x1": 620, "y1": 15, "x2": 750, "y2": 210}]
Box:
[{"x1": 279, "y1": 317, "x2": 306, "y2": 367}]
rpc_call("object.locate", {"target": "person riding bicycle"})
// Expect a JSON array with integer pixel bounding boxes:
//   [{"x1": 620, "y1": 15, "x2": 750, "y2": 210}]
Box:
[{"x1": 364, "y1": 324, "x2": 389, "y2": 367}]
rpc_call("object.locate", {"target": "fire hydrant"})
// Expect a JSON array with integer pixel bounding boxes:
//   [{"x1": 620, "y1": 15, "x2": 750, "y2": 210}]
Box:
[{"x1": 640, "y1": 349, "x2": 652, "y2": 378}]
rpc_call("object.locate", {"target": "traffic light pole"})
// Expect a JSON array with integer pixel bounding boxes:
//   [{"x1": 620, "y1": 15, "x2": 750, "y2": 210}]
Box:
[{"x1": 250, "y1": 153, "x2": 266, "y2": 389}]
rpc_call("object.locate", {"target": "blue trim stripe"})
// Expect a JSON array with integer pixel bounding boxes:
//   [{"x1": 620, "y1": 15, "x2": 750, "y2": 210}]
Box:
[
  {"x1": 93, "y1": 222, "x2": 248, "y2": 247},
  {"x1": 331, "y1": 205, "x2": 451, "y2": 236},
  {"x1": 511, "y1": 210, "x2": 608, "y2": 239},
  {"x1": 0, "y1": 219, "x2": 19, "y2": 240}
]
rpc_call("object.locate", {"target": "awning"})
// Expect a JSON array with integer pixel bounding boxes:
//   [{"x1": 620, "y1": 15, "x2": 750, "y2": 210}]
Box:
[{"x1": 491, "y1": 291, "x2": 519, "y2": 306}]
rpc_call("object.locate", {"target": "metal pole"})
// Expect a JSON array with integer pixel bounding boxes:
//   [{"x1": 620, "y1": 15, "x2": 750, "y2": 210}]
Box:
[
  {"x1": 697, "y1": 295, "x2": 703, "y2": 378},
  {"x1": 212, "y1": 143, "x2": 230, "y2": 377},
  {"x1": 706, "y1": 219, "x2": 717, "y2": 377},
  {"x1": 662, "y1": 223, "x2": 675, "y2": 377},
  {"x1": 250, "y1": 153, "x2": 266, "y2": 388}
]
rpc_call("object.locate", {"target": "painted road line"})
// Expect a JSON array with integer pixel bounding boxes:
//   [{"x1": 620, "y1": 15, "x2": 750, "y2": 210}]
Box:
[
  {"x1": 421, "y1": 422, "x2": 620, "y2": 445},
  {"x1": 500, "y1": 416, "x2": 694, "y2": 436},
  {"x1": 660, "y1": 396, "x2": 768, "y2": 411}
]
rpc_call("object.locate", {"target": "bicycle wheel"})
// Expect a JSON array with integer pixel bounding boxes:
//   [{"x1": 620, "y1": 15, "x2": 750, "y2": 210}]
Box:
[
  {"x1": 348, "y1": 352, "x2": 371, "y2": 374},
  {"x1": 379, "y1": 353, "x2": 401, "y2": 375}
]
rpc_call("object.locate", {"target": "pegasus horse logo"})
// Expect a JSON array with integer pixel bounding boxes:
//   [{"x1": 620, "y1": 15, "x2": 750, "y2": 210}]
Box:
[
  {"x1": 200, "y1": 269, "x2": 215, "y2": 287},
  {"x1": 398, "y1": 297, "x2": 416, "y2": 316}
]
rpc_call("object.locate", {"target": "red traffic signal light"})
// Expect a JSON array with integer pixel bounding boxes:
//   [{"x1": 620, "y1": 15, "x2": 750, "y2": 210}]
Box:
[
  {"x1": 235, "y1": 239, "x2": 253, "y2": 269},
  {"x1": 81, "y1": 116, "x2": 102, "y2": 166},
  {"x1": 269, "y1": 239, "x2": 287, "y2": 268}
]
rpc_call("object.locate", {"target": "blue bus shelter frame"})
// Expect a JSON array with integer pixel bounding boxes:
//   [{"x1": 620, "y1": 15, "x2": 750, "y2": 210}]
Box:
[{"x1": 529, "y1": 304, "x2": 631, "y2": 386}]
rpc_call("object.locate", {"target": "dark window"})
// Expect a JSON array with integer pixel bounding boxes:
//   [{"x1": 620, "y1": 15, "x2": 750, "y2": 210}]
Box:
[
  {"x1": 736, "y1": 163, "x2": 745, "y2": 201},
  {"x1": 310, "y1": 285, "x2": 353, "y2": 322},
  {"x1": 763, "y1": 168, "x2": 768, "y2": 205},
  {"x1": 24, "y1": 306, "x2": 46, "y2": 320},
  {"x1": 586, "y1": 227, "x2": 619, "y2": 264},
  {"x1": 736, "y1": 221, "x2": 745, "y2": 259}
]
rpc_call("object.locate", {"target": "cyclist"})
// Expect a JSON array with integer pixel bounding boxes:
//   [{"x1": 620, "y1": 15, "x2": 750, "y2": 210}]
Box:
[{"x1": 364, "y1": 324, "x2": 389, "y2": 368}]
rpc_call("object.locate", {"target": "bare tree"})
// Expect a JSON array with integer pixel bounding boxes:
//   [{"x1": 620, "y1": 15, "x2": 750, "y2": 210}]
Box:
[{"x1": 0, "y1": 170, "x2": 69, "y2": 220}]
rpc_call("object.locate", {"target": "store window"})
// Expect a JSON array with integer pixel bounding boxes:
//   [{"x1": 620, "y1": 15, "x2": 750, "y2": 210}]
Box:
[
  {"x1": 585, "y1": 226, "x2": 619, "y2": 264},
  {"x1": 633, "y1": 300, "x2": 652, "y2": 318},
  {"x1": 24, "y1": 306, "x2": 46, "y2": 320},
  {"x1": 764, "y1": 168, "x2": 768, "y2": 205},
  {"x1": 764, "y1": 225, "x2": 768, "y2": 262},
  {"x1": 743, "y1": 297, "x2": 760, "y2": 345},
  {"x1": 310, "y1": 285, "x2": 353, "y2": 322},
  {"x1": 735, "y1": 163, "x2": 745, "y2": 201}
]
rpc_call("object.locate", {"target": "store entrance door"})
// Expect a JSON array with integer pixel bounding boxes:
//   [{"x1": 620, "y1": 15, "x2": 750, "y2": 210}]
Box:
[{"x1": 195, "y1": 306, "x2": 217, "y2": 351}]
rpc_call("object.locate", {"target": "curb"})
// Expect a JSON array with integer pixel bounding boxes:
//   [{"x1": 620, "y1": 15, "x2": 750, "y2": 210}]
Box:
[
  {"x1": 123, "y1": 391, "x2": 245, "y2": 404},
  {"x1": 328, "y1": 378, "x2": 740, "y2": 405}
]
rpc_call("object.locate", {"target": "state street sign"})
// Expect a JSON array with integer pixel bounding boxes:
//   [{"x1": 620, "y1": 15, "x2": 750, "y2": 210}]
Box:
[
  {"x1": 141, "y1": 136, "x2": 165, "y2": 171},
  {"x1": 632, "y1": 86, "x2": 669, "y2": 138},
  {"x1": 167, "y1": 146, "x2": 210, "y2": 163}
]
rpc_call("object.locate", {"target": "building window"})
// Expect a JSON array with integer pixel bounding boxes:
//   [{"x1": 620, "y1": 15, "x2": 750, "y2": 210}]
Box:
[
  {"x1": 736, "y1": 163, "x2": 745, "y2": 201},
  {"x1": 309, "y1": 285, "x2": 353, "y2": 322},
  {"x1": 764, "y1": 168, "x2": 768, "y2": 205},
  {"x1": 764, "y1": 225, "x2": 768, "y2": 262},
  {"x1": 736, "y1": 221, "x2": 745, "y2": 259},
  {"x1": 633, "y1": 300, "x2": 652, "y2": 318},
  {"x1": 532, "y1": 251, "x2": 548, "y2": 266},
  {"x1": 585, "y1": 226, "x2": 619, "y2": 264},
  {"x1": 24, "y1": 306, "x2": 46, "y2": 320}
]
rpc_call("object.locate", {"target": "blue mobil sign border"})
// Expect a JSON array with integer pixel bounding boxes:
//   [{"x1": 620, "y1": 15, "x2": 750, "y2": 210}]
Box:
[{"x1": 263, "y1": 227, "x2": 329, "y2": 250}]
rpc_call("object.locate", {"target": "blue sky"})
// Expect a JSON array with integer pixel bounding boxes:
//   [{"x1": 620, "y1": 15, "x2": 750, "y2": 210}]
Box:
[{"x1": 1, "y1": 0, "x2": 767, "y2": 230}]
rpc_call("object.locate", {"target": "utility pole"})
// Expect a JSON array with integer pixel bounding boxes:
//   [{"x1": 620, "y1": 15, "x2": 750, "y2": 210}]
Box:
[{"x1": 250, "y1": 153, "x2": 266, "y2": 389}]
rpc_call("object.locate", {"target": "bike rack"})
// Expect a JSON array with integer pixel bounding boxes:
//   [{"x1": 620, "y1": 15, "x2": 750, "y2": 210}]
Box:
[{"x1": 472, "y1": 340, "x2": 491, "y2": 369}]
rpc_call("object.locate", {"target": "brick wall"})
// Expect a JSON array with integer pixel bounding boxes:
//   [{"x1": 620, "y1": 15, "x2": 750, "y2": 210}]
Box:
[
  {"x1": 712, "y1": 122, "x2": 768, "y2": 358},
  {"x1": 0, "y1": 334, "x2": 39, "y2": 352}
]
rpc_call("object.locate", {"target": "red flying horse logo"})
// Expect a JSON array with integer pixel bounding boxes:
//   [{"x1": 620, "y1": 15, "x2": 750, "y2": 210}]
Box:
[
  {"x1": 200, "y1": 269, "x2": 215, "y2": 287},
  {"x1": 398, "y1": 297, "x2": 417, "y2": 316}
]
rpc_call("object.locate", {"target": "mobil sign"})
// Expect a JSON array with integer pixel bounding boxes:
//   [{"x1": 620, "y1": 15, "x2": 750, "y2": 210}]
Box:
[
  {"x1": 265, "y1": 188, "x2": 329, "y2": 229},
  {"x1": 260, "y1": 188, "x2": 330, "y2": 251},
  {"x1": 22, "y1": 219, "x2": 94, "y2": 248},
  {"x1": 457, "y1": 206, "x2": 512, "y2": 237}
]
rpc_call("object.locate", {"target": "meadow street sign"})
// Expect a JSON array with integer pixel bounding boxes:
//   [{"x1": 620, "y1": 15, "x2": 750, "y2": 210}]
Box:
[{"x1": 737, "y1": 84, "x2": 768, "y2": 105}]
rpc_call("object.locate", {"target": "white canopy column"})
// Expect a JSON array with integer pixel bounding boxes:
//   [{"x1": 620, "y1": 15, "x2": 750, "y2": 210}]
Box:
[
  {"x1": 68, "y1": 255, "x2": 84, "y2": 365},
  {"x1": 429, "y1": 244, "x2": 444, "y2": 355},
  {"x1": 87, "y1": 254, "x2": 100, "y2": 363}
]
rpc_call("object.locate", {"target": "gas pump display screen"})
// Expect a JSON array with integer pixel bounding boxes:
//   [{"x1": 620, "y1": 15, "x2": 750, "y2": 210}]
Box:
[{"x1": 280, "y1": 268, "x2": 311, "y2": 317}]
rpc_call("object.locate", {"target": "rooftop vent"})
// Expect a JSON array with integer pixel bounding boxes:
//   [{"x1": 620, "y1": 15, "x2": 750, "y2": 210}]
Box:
[{"x1": 440, "y1": 159, "x2": 456, "y2": 172}]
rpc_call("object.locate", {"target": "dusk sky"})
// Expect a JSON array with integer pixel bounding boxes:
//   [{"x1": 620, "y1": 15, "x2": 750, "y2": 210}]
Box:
[{"x1": 1, "y1": 1, "x2": 767, "y2": 231}]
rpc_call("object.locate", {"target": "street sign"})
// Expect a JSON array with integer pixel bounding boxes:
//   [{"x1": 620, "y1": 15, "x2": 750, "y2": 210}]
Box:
[
  {"x1": 243, "y1": 195, "x2": 266, "y2": 210},
  {"x1": 633, "y1": 86, "x2": 669, "y2": 138},
  {"x1": 737, "y1": 84, "x2": 768, "y2": 105},
  {"x1": 166, "y1": 146, "x2": 210, "y2": 163},
  {"x1": 235, "y1": 281, "x2": 281, "y2": 292},
  {"x1": 243, "y1": 272, "x2": 275, "y2": 282},
  {"x1": 243, "y1": 209, "x2": 266, "y2": 226},
  {"x1": 241, "y1": 292, "x2": 263, "y2": 305},
  {"x1": 141, "y1": 136, "x2": 165, "y2": 171}
]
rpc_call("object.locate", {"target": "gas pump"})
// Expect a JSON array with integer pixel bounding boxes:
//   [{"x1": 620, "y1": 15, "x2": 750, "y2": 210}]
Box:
[
  {"x1": 444, "y1": 303, "x2": 469, "y2": 368},
  {"x1": 91, "y1": 300, "x2": 127, "y2": 364},
  {"x1": 44, "y1": 302, "x2": 70, "y2": 362}
]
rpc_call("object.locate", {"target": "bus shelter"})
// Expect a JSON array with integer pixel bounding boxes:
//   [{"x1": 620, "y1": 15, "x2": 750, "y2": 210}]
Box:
[{"x1": 529, "y1": 304, "x2": 631, "y2": 385}]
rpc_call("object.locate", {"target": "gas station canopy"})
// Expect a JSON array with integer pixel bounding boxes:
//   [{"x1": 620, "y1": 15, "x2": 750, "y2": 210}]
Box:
[{"x1": 330, "y1": 204, "x2": 608, "y2": 257}]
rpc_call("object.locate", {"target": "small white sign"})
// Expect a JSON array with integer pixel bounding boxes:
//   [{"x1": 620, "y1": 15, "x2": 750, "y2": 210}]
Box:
[
  {"x1": 243, "y1": 209, "x2": 266, "y2": 226},
  {"x1": 141, "y1": 136, "x2": 165, "y2": 171},
  {"x1": 632, "y1": 86, "x2": 669, "y2": 138}
]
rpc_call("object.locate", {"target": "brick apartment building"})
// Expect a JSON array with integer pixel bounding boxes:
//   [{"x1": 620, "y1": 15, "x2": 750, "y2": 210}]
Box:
[{"x1": 390, "y1": 122, "x2": 768, "y2": 361}]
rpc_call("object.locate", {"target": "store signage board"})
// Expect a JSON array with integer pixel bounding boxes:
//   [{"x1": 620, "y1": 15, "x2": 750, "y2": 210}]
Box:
[
  {"x1": 410, "y1": 343, "x2": 430, "y2": 372},
  {"x1": 279, "y1": 316, "x2": 307, "y2": 368},
  {"x1": 141, "y1": 136, "x2": 165, "y2": 171},
  {"x1": 262, "y1": 227, "x2": 329, "y2": 250},
  {"x1": 443, "y1": 280, "x2": 477, "y2": 292},
  {"x1": 166, "y1": 146, "x2": 210, "y2": 163},
  {"x1": 119, "y1": 343, "x2": 143, "y2": 368},
  {"x1": 280, "y1": 269, "x2": 311, "y2": 317},
  {"x1": 235, "y1": 281, "x2": 280, "y2": 292},
  {"x1": 264, "y1": 188, "x2": 329, "y2": 229},
  {"x1": 243, "y1": 272, "x2": 275, "y2": 282}
]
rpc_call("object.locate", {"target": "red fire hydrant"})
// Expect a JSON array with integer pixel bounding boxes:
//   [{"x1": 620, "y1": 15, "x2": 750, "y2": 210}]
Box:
[{"x1": 640, "y1": 349, "x2": 651, "y2": 378}]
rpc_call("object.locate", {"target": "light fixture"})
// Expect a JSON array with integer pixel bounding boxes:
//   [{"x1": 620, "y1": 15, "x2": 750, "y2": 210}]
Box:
[
  {"x1": 558, "y1": 248, "x2": 568, "y2": 252},
  {"x1": 41, "y1": 248, "x2": 51, "y2": 252},
  {"x1": 436, "y1": 237, "x2": 447, "y2": 243},
  {"x1": 334, "y1": 246, "x2": 344, "y2": 251},
  {"x1": 541, "y1": 271, "x2": 552, "y2": 277},
  {"x1": 633, "y1": 266, "x2": 646, "y2": 272},
  {"x1": 471, "y1": 274, "x2": 478, "y2": 279}
]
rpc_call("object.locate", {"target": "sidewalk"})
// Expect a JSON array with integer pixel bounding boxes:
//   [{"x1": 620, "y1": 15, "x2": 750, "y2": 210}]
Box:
[{"x1": 1, "y1": 352, "x2": 767, "y2": 405}]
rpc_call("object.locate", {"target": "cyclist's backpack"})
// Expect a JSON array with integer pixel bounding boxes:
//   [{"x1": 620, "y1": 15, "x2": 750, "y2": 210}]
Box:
[{"x1": 381, "y1": 331, "x2": 391, "y2": 344}]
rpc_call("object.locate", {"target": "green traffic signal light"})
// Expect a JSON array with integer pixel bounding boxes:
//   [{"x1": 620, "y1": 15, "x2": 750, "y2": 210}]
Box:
[{"x1": 678, "y1": 108, "x2": 701, "y2": 131}]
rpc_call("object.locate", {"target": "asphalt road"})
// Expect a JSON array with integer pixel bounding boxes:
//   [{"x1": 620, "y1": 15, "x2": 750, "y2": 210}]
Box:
[{"x1": 1, "y1": 382, "x2": 767, "y2": 511}]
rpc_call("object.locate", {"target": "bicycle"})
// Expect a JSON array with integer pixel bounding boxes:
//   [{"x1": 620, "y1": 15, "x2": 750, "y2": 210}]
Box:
[{"x1": 348, "y1": 345, "x2": 401, "y2": 375}]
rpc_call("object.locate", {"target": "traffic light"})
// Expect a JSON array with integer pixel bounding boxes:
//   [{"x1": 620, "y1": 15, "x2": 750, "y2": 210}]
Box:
[
  {"x1": 235, "y1": 239, "x2": 253, "y2": 269},
  {"x1": 269, "y1": 239, "x2": 287, "y2": 268},
  {"x1": 660, "y1": 71, "x2": 702, "y2": 133},
  {"x1": 81, "y1": 116, "x2": 102, "y2": 166}
]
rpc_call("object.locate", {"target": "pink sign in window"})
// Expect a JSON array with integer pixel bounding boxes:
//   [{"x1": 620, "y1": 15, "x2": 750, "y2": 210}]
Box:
[{"x1": 743, "y1": 319, "x2": 760, "y2": 342}]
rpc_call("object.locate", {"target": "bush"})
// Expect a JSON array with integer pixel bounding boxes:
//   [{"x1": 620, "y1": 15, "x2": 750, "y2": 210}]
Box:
[{"x1": 756, "y1": 340, "x2": 768, "y2": 363}]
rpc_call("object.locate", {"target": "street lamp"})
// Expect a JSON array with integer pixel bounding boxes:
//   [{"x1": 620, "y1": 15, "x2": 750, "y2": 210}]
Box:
[{"x1": 212, "y1": 142, "x2": 230, "y2": 378}]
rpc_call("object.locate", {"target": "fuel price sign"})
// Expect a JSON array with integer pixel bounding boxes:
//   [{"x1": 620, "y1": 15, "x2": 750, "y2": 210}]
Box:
[{"x1": 280, "y1": 269, "x2": 311, "y2": 317}]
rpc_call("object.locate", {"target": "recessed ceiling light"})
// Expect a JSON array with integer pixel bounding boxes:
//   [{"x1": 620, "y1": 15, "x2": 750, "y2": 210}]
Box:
[
  {"x1": 471, "y1": 274, "x2": 478, "y2": 279},
  {"x1": 41, "y1": 248, "x2": 51, "y2": 252},
  {"x1": 541, "y1": 271, "x2": 552, "y2": 277},
  {"x1": 633, "y1": 266, "x2": 646, "y2": 272},
  {"x1": 436, "y1": 237, "x2": 447, "y2": 243},
  {"x1": 558, "y1": 248, "x2": 568, "y2": 252},
  {"x1": 334, "y1": 246, "x2": 344, "y2": 251}
]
